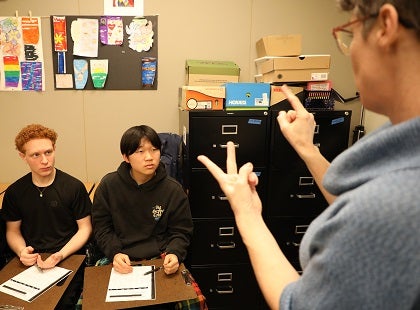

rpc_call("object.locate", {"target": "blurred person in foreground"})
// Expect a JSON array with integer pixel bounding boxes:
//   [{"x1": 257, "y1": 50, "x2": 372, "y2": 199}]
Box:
[{"x1": 198, "y1": 1, "x2": 420, "y2": 309}]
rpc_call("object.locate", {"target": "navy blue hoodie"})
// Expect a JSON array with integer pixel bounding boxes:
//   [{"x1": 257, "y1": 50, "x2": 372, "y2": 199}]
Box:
[{"x1": 92, "y1": 161, "x2": 193, "y2": 261}]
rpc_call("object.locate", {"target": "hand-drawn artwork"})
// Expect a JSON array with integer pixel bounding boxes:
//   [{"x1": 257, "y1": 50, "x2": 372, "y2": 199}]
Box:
[
  {"x1": 21, "y1": 61, "x2": 42, "y2": 91},
  {"x1": 24, "y1": 45, "x2": 38, "y2": 61},
  {"x1": 104, "y1": 0, "x2": 143, "y2": 16},
  {"x1": 0, "y1": 16, "x2": 45, "y2": 91},
  {"x1": 21, "y1": 17, "x2": 39, "y2": 45},
  {"x1": 114, "y1": 0, "x2": 134, "y2": 7},
  {"x1": 57, "y1": 51, "x2": 66, "y2": 74},
  {"x1": 0, "y1": 17, "x2": 21, "y2": 57},
  {"x1": 90, "y1": 59, "x2": 108, "y2": 88},
  {"x1": 141, "y1": 57, "x2": 156, "y2": 87},
  {"x1": 21, "y1": 18, "x2": 40, "y2": 61},
  {"x1": 53, "y1": 16, "x2": 71, "y2": 86},
  {"x1": 3, "y1": 55, "x2": 20, "y2": 87},
  {"x1": 55, "y1": 73, "x2": 73, "y2": 88},
  {"x1": 73, "y1": 59, "x2": 89, "y2": 89},
  {"x1": 71, "y1": 18, "x2": 99, "y2": 58},
  {"x1": 99, "y1": 16, "x2": 124, "y2": 46},
  {"x1": 53, "y1": 16, "x2": 68, "y2": 52},
  {"x1": 125, "y1": 18, "x2": 153, "y2": 53}
]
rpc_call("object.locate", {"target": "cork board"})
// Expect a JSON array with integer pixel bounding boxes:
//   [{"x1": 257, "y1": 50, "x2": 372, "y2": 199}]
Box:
[{"x1": 50, "y1": 15, "x2": 158, "y2": 90}]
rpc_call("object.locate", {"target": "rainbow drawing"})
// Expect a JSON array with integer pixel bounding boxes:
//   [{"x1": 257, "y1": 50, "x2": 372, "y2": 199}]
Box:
[{"x1": 3, "y1": 56, "x2": 20, "y2": 88}]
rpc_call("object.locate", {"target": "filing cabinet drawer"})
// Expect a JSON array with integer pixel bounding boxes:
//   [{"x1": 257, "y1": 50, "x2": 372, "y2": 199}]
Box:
[
  {"x1": 189, "y1": 168, "x2": 267, "y2": 218},
  {"x1": 182, "y1": 111, "x2": 269, "y2": 168},
  {"x1": 269, "y1": 110, "x2": 351, "y2": 170},
  {"x1": 267, "y1": 169, "x2": 328, "y2": 217},
  {"x1": 312, "y1": 111, "x2": 352, "y2": 161},
  {"x1": 189, "y1": 264, "x2": 261, "y2": 309},
  {"x1": 266, "y1": 216, "x2": 314, "y2": 266},
  {"x1": 188, "y1": 219, "x2": 249, "y2": 265}
]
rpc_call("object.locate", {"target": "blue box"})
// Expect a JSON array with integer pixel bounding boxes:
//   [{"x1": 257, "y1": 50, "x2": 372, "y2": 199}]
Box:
[{"x1": 225, "y1": 82, "x2": 270, "y2": 110}]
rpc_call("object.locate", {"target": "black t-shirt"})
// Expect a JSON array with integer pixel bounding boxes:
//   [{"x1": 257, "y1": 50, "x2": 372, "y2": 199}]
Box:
[{"x1": 1, "y1": 169, "x2": 92, "y2": 253}]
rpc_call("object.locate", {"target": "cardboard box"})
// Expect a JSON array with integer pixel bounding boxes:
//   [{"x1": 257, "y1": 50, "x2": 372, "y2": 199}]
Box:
[
  {"x1": 270, "y1": 85, "x2": 304, "y2": 105},
  {"x1": 179, "y1": 86, "x2": 225, "y2": 110},
  {"x1": 255, "y1": 69, "x2": 329, "y2": 83},
  {"x1": 255, "y1": 55, "x2": 331, "y2": 74},
  {"x1": 225, "y1": 82, "x2": 270, "y2": 110},
  {"x1": 186, "y1": 60, "x2": 240, "y2": 86},
  {"x1": 256, "y1": 34, "x2": 302, "y2": 57}
]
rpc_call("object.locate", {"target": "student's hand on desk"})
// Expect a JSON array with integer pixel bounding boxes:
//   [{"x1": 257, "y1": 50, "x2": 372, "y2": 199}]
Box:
[
  {"x1": 113, "y1": 253, "x2": 133, "y2": 274},
  {"x1": 37, "y1": 252, "x2": 63, "y2": 269},
  {"x1": 163, "y1": 253, "x2": 179, "y2": 275},
  {"x1": 19, "y1": 246, "x2": 39, "y2": 266}
]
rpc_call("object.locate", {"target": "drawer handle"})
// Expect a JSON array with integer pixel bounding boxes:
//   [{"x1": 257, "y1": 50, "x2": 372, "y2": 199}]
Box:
[
  {"x1": 295, "y1": 225, "x2": 309, "y2": 234},
  {"x1": 216, "y1": 285, "x2": 234, "y2": 294},
  {"x1": 217, "y1": 273, "x2": 233, "y2": 282},
  {"x1": 299, "y1": 176, "x2": 314, "y2": 186},
  {"x1": 221, "y1": 125, "x2": 238, "y2": 135},
  {"x1": 217, "y1": 195, "x2": 228, "y2": 201},
  {"x1": 216, "y1": 241, "x2": 236, "y2": 249},
  {"x1": 219, "y1": 143, "x2": 239, "y2": 149},
  {"x1": 219, "y1": 227, "x2": 234, "y2": 236},
  {"x1": 296, "y1": 193, "x2": 316, "y2": 199}
]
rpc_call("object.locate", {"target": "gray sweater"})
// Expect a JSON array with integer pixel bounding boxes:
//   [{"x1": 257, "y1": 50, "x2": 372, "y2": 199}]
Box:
[{"x1": 280, "y1": 117, "x2": 420, "y2": 309}]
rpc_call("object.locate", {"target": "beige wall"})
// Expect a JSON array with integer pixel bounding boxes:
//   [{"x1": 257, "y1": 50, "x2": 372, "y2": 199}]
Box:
[{"x1": 0, "y1": 0, "x2": 376, "y2": 183}]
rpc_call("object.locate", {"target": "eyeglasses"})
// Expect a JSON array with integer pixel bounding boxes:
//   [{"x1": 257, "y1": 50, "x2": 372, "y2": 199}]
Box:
[{"x1": 332, "y1": 15, "x2": 377, "y2": 55}]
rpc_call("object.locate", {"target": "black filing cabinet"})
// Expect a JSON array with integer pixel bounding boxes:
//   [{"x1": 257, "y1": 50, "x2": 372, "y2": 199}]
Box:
[
  {"x1": 180, "y1": 106, "x2": 351, "y2": 309},
  {"x1": 267, "y1": 102, "x2": 352, "y2": 272},
  {"x1": 180, "y1": 110, "x2": 270, "y2": 310}
]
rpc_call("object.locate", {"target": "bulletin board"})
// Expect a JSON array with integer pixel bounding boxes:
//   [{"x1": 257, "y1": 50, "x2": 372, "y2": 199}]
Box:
[{"x1": 50, "y1": 15, "x2": 158, "y2": 90}]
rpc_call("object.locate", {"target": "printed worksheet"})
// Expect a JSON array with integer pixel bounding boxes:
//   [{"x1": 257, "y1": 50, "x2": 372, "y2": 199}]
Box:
[
  {"x1": 0, "y1": 265, "x2": 72, "y2": 302},
  {"x1": 106, "y1": 265, "x2": 156, "y2": 302}
]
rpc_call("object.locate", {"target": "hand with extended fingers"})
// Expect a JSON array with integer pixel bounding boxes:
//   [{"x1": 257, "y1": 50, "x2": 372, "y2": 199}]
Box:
[
  {"x1": 197, "y1": 141, "x2": 262, "y2": 218},
  {"x1": 276, "y1": 85, "x2": 317, "y2": 159}
]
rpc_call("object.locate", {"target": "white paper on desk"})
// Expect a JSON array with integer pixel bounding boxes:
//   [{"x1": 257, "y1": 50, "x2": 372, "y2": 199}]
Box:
[
  {"x1": 106, "y1": 265, "x2": 156, "y2": 302},
  {"x1": 0, "y1": 265, "x2": 72, "y2": 302}
]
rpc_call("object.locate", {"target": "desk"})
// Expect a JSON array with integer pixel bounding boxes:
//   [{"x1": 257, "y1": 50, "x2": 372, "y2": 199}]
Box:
[
  {"x1": 83, "y1": 258, "x2": 196, "y2": 309},
  {"x1": 0, "y1": 254, "x2": 85, "y2": 309}
]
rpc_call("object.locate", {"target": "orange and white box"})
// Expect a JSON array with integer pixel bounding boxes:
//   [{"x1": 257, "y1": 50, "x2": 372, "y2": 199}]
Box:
[{"x1": 179, "y1": 86, "x2": 225, "y2": 110}]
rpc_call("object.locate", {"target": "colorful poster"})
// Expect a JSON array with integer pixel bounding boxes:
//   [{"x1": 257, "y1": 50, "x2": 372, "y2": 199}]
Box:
[
  {"x1": 21, "y1": 17, "x2": 40, "y2": 45},
  {"x1": 0, "y1": 16, "x2": 45, "y2": 91},
  {"x1": 21, "y1": 61, "x2": 42, "y2": 91},
  {"x1": 3, "y1": 56, "x2": 20, "y2": 88},
  {"x1": 53, "y1": 16, "x2": 68, "y2": 52},
  {"x1": 99, "y1": 16, "x2": 124, "y2": 45}
]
